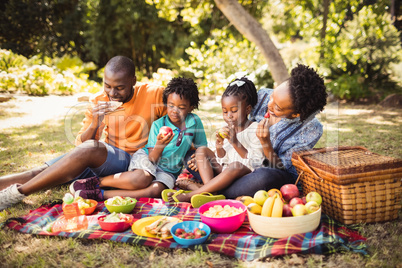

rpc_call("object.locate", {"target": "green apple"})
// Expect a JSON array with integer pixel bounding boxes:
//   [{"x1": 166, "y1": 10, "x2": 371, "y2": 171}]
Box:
[
  {"x1": 291, "y1": 204, "x2": 307, "y2": 216},
  {"x1": 253, "y1": 190, "x2": 269, "y2": 206},
  {"x1": 306, "y1": 192, "x2": 322, "y2": 206},
  {"x1": 305, "y1": 201, "x2": 320, "y2": 214}
]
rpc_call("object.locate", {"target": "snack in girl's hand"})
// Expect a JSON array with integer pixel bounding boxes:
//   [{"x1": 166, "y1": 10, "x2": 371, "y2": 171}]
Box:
[{"x1": 218, "y1": 128, "x2": 228, "y2": 139}]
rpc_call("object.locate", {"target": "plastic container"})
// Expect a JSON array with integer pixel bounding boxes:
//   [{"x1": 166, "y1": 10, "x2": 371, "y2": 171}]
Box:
[
  {"x1": 247, "y1": 207, "x2": 321, "y2": 238},
  {"x1": 199, "y1": 200, "x2": 246, "y2": 233},
  {"x1": 104, "y1": 198, "x2": 137, "y2": 214},
  {"x1": 171, "y1": 221, "x2": 211, "y2": 246},
  {"x1": 97, "y1": 214, "x2": 134, "y2": 232},
  {"x1": 62, "y1": 199, "x2": 97, "y2": 219}
]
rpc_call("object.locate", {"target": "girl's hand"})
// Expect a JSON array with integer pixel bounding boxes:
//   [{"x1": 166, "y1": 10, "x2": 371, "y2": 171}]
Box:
[
  {"x1": 226, "y1": 124, "x2": 238, "y2": 145},
  {"x1": 156, "y1": 132, "x2": 174, "y2": 146},
  {"x1": 187, "y1": 154, "x2": 198, "y2": 171},
  {"x1": 257, "y1": 118, "x2": 270, "y2": 144},
  {"x1": 215, "y1": 129, "x2": 226, "y2": 147}
]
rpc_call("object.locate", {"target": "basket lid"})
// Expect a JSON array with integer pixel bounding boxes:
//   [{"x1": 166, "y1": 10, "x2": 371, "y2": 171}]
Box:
[{"x1": 292, "y1": 146, "x2": 402, "y2": 175}]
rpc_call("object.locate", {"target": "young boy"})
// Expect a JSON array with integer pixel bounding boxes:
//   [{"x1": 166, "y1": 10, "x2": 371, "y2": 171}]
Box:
[{"x1": 70, "y1": 77, "x2": 207, "y2": 200}]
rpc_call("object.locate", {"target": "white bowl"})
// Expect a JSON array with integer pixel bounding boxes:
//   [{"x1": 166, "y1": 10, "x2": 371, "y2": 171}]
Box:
[{"x1": 247, "y1": 208, "x2": 321, "y2": 238}]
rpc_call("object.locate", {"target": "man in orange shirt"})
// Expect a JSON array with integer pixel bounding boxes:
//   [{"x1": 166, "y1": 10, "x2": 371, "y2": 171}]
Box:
[{"x1": 0, "y1": 56, "x2": 166, "y2": 210}]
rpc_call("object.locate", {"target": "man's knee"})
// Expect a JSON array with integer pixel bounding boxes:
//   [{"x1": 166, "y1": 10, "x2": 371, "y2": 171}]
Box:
[{"x1": 75, "y1": 140, "x2": 107, "y2": 158}]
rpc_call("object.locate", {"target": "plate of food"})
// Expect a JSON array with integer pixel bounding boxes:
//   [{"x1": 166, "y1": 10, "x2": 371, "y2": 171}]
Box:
[{"x1": 132, "y1": 216, "x2": 181, "y2": 239}]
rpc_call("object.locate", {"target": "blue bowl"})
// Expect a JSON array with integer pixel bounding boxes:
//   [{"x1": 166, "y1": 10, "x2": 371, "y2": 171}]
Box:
[{"x1": 171, "y1": 221, "x2": 211, "y2": 246}]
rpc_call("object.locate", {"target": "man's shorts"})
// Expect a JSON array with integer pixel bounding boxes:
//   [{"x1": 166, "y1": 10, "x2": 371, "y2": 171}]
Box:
[
  {"x1": 46, "y1": 141, "x2": 131, "y2": 180},
  {"x1": 128, "y1": 149, "x2": 176, "y2": 189}
]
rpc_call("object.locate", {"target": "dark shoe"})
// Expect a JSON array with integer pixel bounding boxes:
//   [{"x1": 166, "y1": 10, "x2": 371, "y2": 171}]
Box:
[
  {"x1": 69, "y1": 176, "x2": 100, "y2": 196},
  {"x1": 75, "y1": 189, "x2": 104, "y2": 201}
]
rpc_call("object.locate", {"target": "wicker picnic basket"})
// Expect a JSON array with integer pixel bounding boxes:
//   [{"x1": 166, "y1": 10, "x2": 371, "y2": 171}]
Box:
[{"x1": 291, "y1": 146, "x2": 402, "y2": 224}]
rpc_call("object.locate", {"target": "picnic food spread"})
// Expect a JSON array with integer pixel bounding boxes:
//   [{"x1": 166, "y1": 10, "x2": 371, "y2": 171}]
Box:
[{"x1": 56, "y1": 188, "x2": 323, "y2": 239}]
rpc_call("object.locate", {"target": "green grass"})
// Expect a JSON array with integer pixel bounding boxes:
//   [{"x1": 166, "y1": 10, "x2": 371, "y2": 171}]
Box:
[{"x1": 0, "y1": 100, "x2": 401, "y2": 267}]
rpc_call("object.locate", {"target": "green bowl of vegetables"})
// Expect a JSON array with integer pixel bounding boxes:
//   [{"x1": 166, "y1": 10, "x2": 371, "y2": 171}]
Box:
[{"x1": 104, "y1": 196, "x2": 137, "y2": 214}]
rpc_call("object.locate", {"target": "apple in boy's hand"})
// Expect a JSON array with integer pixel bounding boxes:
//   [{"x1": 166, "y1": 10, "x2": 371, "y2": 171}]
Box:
[
  {"x1": 159, "y1": 126, "x2": 173, "y2": 138},
  {"x1": 264, "y1": 112, "x2": 270, "y2": 118},
  {"x1": 306, "y1": 192, "x2": 322, "y2": 206},
  {"x1": 280, "y1": 184, "x2": 300, "y2": 202},
  {"x1": 305, "y1": 201, "x2": 320, "y2": 214}
]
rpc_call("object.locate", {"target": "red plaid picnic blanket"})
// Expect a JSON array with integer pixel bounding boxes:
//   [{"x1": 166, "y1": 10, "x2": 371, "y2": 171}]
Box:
[{"x1": 3, "y1": 198, "x2": 367, "y2": 261}]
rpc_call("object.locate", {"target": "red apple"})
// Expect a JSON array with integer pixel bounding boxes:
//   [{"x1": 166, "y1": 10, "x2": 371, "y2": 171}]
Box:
[
  {"x1": 280, "y1": 184, "x2": 300, "y2": 202},
  {"x1": 301, "y1": 196, "x2": 307, "y2": 205},
  {"x1": 159, "y1": 126, "x2": 173, "y2": 138},
  {"x1": 282, "y1": 204, "x2": 293, "y2": 217},
  {"x1": 289, "y1": 197, "x2": 304, "y2": 208}
]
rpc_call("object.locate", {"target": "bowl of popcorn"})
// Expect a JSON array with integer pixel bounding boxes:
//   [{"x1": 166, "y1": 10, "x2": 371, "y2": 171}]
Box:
[
  {"x1": 198, "y1": 200, "x2": 247, "y2": 233},
  {"x1": 104, "y1": 196, "x2": 137, "y2": 214}
]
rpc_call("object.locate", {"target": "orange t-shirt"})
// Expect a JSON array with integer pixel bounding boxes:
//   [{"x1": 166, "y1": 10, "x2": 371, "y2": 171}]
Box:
[{"x1": 75, "y1": 83, "x2": 166, "y2": 154}]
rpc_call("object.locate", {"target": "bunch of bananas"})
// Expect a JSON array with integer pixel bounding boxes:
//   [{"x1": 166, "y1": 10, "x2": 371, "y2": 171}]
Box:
[{"x1": 261, "y1": 193, "x2": 283, "y2": 217}]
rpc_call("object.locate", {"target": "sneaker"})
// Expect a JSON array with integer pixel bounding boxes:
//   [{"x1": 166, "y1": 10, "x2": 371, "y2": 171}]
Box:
[
  {"x1": 69, "y1": 176, "x2": 100, "y2": 196},
  {"x1": 0, "y1": 184, "x2": 26, "y2": 211},
  {"x1": 74, "y1": 189, "x2": 104, "y2": 201}
]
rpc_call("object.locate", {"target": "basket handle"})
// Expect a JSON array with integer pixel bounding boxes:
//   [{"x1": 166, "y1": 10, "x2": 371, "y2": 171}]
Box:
[{"x1": 296, "y1": 154, "x2": 321, "y2": 180}]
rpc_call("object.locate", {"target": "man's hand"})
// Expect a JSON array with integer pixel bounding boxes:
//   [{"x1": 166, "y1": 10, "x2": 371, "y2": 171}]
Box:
[{"x1": 92, "y1": 102, "x2": 119, "y2": 127}]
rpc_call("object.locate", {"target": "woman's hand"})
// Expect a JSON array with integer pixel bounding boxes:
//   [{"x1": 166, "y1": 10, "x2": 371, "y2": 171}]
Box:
[
  {"x1": 257, "y1": 118, "x2": 270, "y2": 144},
  {"x1": 187, "y1": 154, "x2": 198, "y2": 172}
]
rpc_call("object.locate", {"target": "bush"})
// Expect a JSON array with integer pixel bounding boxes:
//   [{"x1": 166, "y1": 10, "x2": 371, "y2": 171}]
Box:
[
  {"x1": 0, "y1": 50, "x2": 100, "y2": 95},
  {"x1": 322, "y1": 6, "x2": 402, "y2": 100}
]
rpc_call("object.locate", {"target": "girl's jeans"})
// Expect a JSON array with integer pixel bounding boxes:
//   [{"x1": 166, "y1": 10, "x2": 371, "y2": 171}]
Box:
[{"x1": 184, "y1": 151, "x2": 294, "y2": 199}]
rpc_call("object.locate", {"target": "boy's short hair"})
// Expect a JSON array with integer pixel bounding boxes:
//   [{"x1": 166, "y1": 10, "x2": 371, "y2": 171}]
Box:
[
  {"x1": 289, "y1": 64, "x2": 328, "y2": 122},
  {"x1": 163, "y1": 77, "x2": 200, "y2": 109}
]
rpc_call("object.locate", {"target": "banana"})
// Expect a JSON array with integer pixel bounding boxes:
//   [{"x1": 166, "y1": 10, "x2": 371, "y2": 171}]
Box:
[
  {"x1": 239, "y1": 196, "x2": 255, "y2": 206},
  {"x1": 271, "y1": 196, "x2": 284, "y2": 217},
  {"x1": 261, "y1": 196, "x2": 276, "y2": 217},
  {"x1": 247, "y1": 203, "x2": 262, "y2": 215}
]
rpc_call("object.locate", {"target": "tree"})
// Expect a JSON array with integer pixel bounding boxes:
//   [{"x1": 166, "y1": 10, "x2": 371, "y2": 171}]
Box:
[{"x1": 213, "y1": 0, "x2": 289, "y2": 84}]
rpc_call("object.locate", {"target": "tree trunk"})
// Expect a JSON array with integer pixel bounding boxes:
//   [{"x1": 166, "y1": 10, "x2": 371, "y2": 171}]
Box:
[
  {"x1": 320, "y1": 0, "x2": 330, "y2": 59},
  {"x1": 214, "y1": 0, "x2": 289, "y2": 84}
]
